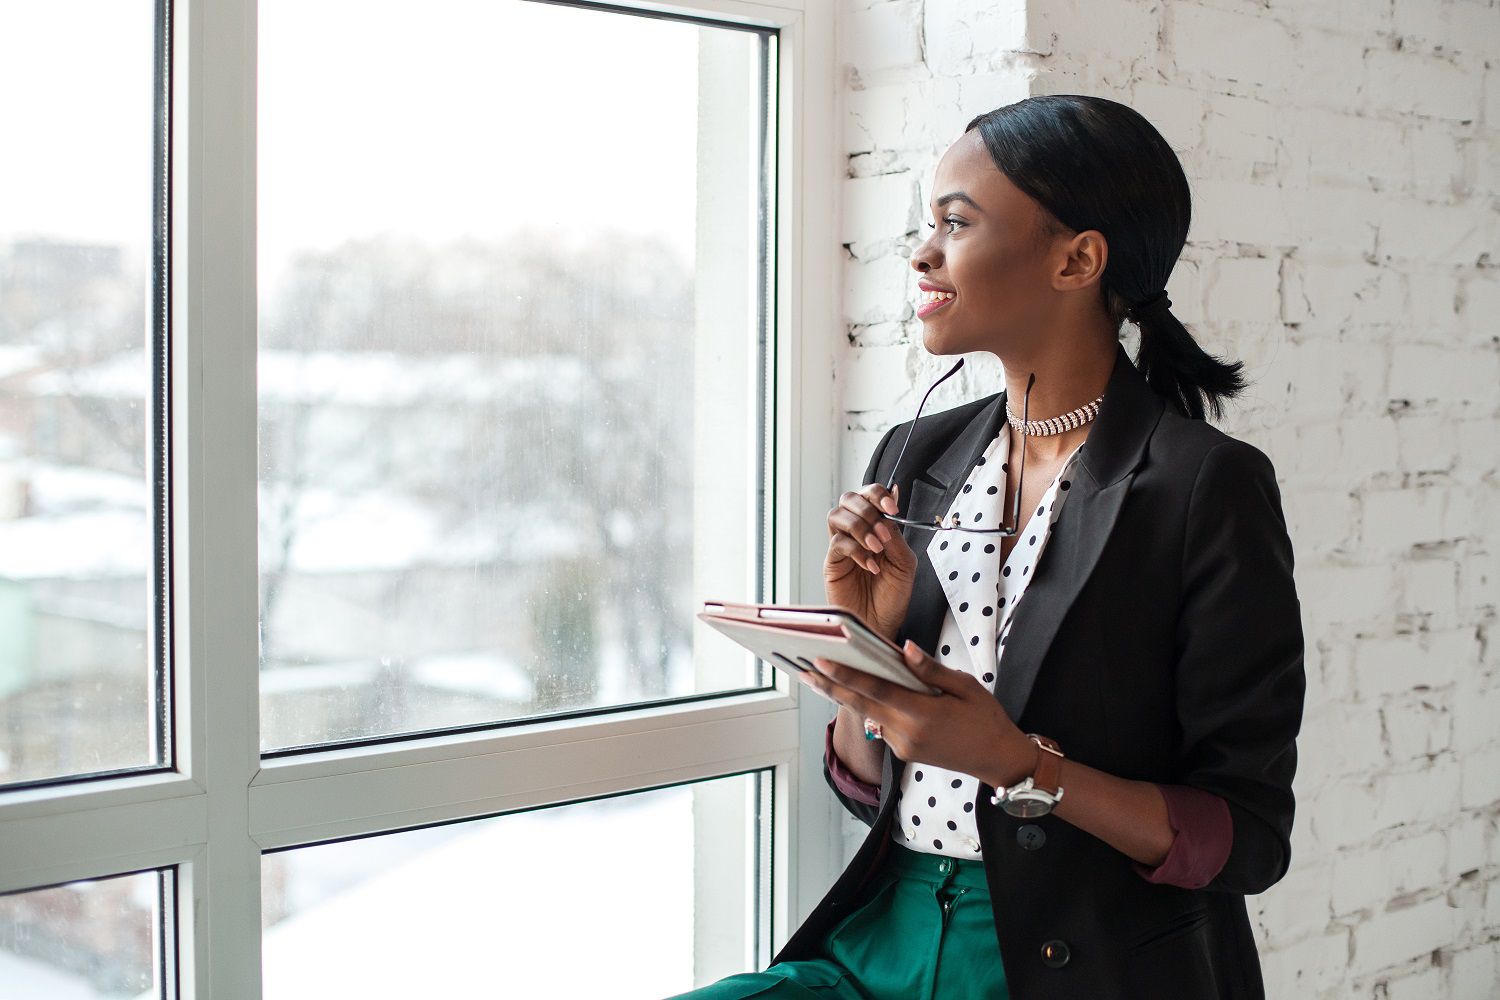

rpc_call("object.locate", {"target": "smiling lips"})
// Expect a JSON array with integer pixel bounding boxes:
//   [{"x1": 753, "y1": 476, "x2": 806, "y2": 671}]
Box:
[{"x1": 917, "y1": 288, "x2": 955, "y2": 318}]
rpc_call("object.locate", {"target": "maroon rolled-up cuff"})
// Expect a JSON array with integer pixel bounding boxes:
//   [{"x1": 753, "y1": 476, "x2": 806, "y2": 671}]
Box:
[
  {"x1": 1132, "y1": 783, "x2": 1234, "y2": 890},
  {"x1": 824, "y1": 716, "x2": 881, "y2": 806}
]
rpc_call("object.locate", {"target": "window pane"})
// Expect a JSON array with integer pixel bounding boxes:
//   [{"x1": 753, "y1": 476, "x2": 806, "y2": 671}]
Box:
[
  {"x1": 262, "y1": 771, "x2": 770, "y2": 997},
  {"x1": 0, "y1": 2, "x2": 166, "y2": 786},
  {"x1": 258, "y1": 0, "x2": 775, "y2": 750},
  {"x1": 0, "y1": 870, "x2": 170, "y2": 999}
]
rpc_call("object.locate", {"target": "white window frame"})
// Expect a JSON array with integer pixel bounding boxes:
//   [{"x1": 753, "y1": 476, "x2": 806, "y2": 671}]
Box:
[{"x1": 0, "y1": 0, "x2": 844, "y2": 994}]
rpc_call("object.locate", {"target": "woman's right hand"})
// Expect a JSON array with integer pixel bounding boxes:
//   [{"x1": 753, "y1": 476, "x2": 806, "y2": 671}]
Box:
[{"x1": 825, "y1": 481, "x2": 918, "y2": 643}]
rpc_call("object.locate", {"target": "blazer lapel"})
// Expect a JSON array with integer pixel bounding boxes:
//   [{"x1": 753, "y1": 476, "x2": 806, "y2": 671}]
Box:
[
  {"x1": 894, "y1": 342, "x2": 1165, "y2": 726},
  {"x1": 896, "y1": 393, "x2": 1008, "y2": 660}
]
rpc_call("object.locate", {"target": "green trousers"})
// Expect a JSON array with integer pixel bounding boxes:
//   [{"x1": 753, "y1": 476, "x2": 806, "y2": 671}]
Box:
[{"x1": 666, "y1": 841, "x2": 1009, "y2": 1000}]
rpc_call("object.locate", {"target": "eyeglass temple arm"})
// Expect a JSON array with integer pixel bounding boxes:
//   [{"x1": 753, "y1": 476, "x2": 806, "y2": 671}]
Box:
[
  {"x1": 1007, "y1": 371, "x2": 1035, "y2": 530},
  {"x1": 881, "y1": 358, "x2": 965, "y2": 493}
]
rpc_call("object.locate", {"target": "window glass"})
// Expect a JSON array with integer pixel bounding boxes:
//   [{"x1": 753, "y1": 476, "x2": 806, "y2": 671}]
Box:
[
  {"x1": 258, "y1": 0, "x2": 774, "y2": 751},
  {"x1": 0, "y1": 870, "x2": 169, "y2": 998},
  {"x1": 0, "y1": 0, "x2": 164, "y2": 787},
  {"x1": 262, "y1": 770, "x2": 770, "y2": 997}
]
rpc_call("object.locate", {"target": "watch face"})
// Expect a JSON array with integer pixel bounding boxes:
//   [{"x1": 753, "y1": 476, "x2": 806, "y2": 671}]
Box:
[{"x1": 1001, "y1": 788, "x2": 1056, "y2": 818}]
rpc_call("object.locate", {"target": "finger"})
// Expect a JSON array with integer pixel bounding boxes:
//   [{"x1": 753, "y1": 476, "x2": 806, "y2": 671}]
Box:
[
  {"x1": 829, "y1": 505, "x2": 886, "y2": 557},
  {"x1": 802, "y1": 663, "x2": 849, "y2": 706},
  {"x1": 860, "y1": 482, "x2": 901, "y2": 535},
  {"x1": 810, "y1": 671, "x2": 888, "y2": 734},
  {"x1": 827, "y1": 532, "x2": 882, "y2": 575},
  {"x1": 814, "y1": 655, "x2": 902, "y2": 709},
  {"x1": 835, "y1": 490, "x2": 891, "y2": 551},
  {"x1": 902, "y1": 639, "x2": 972, "y2": 697},
  {"x1": 815, "y1": 673, "x2": 865, "y2": 714}
]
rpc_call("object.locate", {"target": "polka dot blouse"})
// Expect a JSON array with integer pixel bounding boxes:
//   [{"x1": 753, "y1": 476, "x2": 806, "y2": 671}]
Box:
[{"x1": 891, "y1": 421, "x2": 1085, "y2": 859}]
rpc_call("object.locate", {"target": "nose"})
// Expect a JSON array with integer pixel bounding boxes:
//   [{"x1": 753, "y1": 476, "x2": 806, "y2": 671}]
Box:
[{"x1": 909, "y1": 239, "x2": 939, "y2": 274}]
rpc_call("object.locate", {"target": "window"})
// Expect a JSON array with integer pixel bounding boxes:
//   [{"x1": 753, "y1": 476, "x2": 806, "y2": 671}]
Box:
[
  {"x1": 256, "y1": 0, "x2": 773, "y2": 751},
  {"x1": 0, "y1": 0, "x2": 167, "y2": 791},
  {"x1": 260, "y1": 772, "x2": 769, "y2": 996},
  {"x1": 0, "y1": 0, "x2": 841, "y2": 996},
  {"x1": 0, "y1": 870, "x2": 171, "y2": 997}
]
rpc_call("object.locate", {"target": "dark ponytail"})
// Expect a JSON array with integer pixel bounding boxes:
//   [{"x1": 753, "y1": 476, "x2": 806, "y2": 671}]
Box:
[{"x1": 963, "y1": 95, "x2": 1248, "y2": 422}]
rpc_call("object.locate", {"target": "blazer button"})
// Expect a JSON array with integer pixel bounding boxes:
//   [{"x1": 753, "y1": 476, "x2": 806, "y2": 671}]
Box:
[
  {"x1": 1016, "y1": 824, "x2": 1046, "y2": 850},
  {"x1": 1040, "y1": 939, "x2": 1070, "y2": 968}
]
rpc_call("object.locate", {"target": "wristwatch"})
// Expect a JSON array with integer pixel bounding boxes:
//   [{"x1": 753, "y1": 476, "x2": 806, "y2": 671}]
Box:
[{"x1": 990, "y1": 733, "x2": 1066, "y2": 817}]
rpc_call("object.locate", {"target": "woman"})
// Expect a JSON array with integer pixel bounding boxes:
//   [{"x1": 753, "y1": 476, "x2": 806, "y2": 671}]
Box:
[{"x1": 669, "y1": 95, "x2": 1305, "y2": 1000}]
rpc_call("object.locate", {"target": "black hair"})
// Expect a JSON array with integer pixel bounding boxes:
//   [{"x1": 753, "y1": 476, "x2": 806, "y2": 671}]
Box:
[{"x1": 963, "y1": 95, "x2": 1247, "y2": 422}]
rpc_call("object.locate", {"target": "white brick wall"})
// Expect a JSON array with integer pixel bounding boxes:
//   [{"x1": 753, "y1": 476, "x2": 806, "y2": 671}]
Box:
[{"x1": 833, "y1": 1, "x2": 1500, "y2": 996}]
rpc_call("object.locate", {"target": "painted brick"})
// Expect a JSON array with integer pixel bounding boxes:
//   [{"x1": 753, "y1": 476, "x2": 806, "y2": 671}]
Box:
[
  {"x1": 1332, "y1": 845, "x2": 1391, "y2": 916},
  {"x1": 1365, "y1": 47, "x2": 1483, "y2": 123},
  {"x1": 842, "y1": 172, "x2": 919, "y2": 246},
  {"x1": 1460, "y1": 746, "x2": 1500, "y2": 812},
  {"x1": 1171, "y1": 4, "x2": 1296, "y2": 89},
  {"x1": 844, "y1": 252, "x2": 914, "y2": 326},
  {"x1": 923, "y1": 1, "x2": 1026, "y2": 77},
  {"x1": 1385, "y1": 965, "x2": 1448, "y2": 1000},
  {"x1": 1258, "y1": 861, "x2": 1333, "y2": 947},
  {"x1": 844, "y1": 343, "x2": 913, "y2": 413},
  {"x1": 1260, "y1": 928, "x2": 1352, "y2": 997},
  {"x1": 1452, "y1": 677, "x2": 1500, "y2": 755},
  {"x1": 1193, "y1": 177, "x2": 1297, "y2": 247},
  {"x1": 1351, "y1": 630, "x2": 1463, "y2": 702},
  {"x1": 1446, "y1": 814, "x2": 1488, "y2": 878},
  {"x1": 1351, "y1": 896, "x2": 1462, "y2": 976},
  {"x1": 1390, "y1": 342, "x2": 1500, "y2": 403},
  {"x1": 1286, "y1": 29, "x2": 1376, "y2": 116},
  {"x1": 1205, "y1": 255, "x2": 1281, "y2": 323},
  {"x1": 1269, "y1": 0, "x2": 1392, "y2": 36},
  {"x1": 1387, "y1": 829, "x2": 1450, "y2": 897},
  {"x1": 845, "y1": 83, "x2": 915, "y2": 155},
  {"x1": 1377, "y1": 200, "x2": 1495, "y2": 270},
  {"x1": 843, "y1": 0, "x2": 927, "y2": 87},
  {"x1": 1448, "y1": 941, "x2": 1499, "y2": 998},
  {"x1": 1382, "y1": 691, "x2": 1453, "y2": 764},
  {"x1": 1132, "y1": 82, "x2": 1209, "y2": 150}
]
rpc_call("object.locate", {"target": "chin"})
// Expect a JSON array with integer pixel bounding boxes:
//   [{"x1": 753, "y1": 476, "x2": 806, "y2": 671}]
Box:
[{"x1": 921, "y1": 327, "x2": 971, "y2": 357}]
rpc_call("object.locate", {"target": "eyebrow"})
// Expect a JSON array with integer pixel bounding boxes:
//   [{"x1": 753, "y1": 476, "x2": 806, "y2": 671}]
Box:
[{"x1": 932, "y1": 191, "x2": 983, "y2": 212}]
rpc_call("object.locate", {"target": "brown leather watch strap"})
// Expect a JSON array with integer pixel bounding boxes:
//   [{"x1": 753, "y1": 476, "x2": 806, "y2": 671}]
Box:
[{"x1": 1027, "y1": 734, "x2": 1065, "y2": 795}]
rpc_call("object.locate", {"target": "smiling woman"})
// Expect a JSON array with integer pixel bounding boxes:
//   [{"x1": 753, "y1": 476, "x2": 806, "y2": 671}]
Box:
[{"x1": 669, "y1": 94, "x2": 1304, "y2": 1000}]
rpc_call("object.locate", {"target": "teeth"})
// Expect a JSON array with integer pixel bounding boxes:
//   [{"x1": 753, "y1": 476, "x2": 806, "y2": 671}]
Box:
[{"x1": 921, "y1": 290, "x2": 956, "y2": 303}]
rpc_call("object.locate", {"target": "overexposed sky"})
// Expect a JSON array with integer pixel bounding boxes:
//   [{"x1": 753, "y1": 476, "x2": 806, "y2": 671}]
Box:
[
  {"x1": 0, "y1": 1, "x2": 154, "y2": 252},
  {"x1": 2, "y1": 0, "x2": 729, "y2": 291}
]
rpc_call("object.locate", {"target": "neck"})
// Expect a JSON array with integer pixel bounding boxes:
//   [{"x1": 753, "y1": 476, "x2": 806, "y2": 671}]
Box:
[{"x1": 997, "y1": 337, "x2": 1115, "y2": 463}]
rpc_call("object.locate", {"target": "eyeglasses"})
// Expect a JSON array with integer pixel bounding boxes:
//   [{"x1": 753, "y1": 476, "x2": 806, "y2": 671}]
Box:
[{"x1": 880, "y1": 359, "x2": 1035, "y2": 535}]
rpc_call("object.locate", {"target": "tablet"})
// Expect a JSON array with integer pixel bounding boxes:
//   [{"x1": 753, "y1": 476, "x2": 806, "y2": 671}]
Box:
[{"x1": 698, "y1": 601, "x2": 944, "y2": 696}]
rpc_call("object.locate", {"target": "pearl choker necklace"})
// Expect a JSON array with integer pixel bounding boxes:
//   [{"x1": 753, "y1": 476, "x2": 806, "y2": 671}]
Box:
[{"x1": 1005, "y1": 392, "x2": 1104, "y2": 436}]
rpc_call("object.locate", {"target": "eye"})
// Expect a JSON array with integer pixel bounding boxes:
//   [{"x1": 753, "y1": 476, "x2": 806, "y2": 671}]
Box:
[{"x1": 925, "y1": 216, "x2": 964, "y2": 234}]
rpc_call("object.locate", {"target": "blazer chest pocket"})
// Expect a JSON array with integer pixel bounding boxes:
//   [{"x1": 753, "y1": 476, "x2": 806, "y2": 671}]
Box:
[{"x1": 902, "y1": 477, "x2": 948, "y2": 542}]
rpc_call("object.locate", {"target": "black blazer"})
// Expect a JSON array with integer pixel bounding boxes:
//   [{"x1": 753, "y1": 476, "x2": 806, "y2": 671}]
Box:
[{"x1": 770, "y1": 342, "x2": 1306, "y2": 999}]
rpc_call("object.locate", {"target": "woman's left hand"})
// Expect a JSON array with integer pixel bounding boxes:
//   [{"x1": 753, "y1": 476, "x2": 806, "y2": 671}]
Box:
[{"x1": 808, "y1": 640, "x2": 1037, "y2": 790}]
